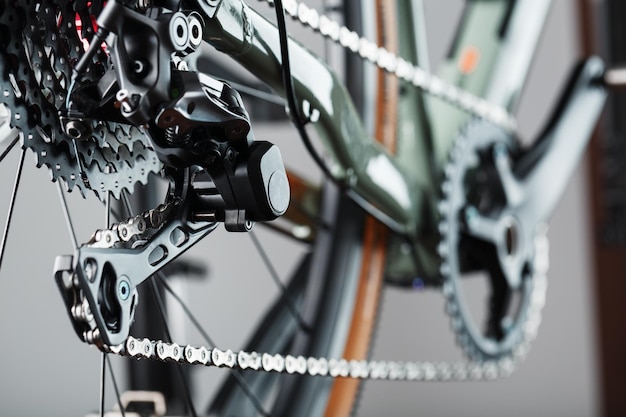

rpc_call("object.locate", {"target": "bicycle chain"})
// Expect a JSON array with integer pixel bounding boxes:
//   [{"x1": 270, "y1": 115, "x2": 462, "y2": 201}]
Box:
[
  {"x1": 260, "y1": 0, "x2": 518, "y2": 132},
  {"x1": 121, "y1": 335, "x2": 527, "y2": 382},
  {"x1": 88, "y1": 0, "x2": 534, "y2": 382},
  {"x1": 82, "y1": 200, "x2": 534, "y2": 382},
  {"x1": 86, "y1": 200, "x2": 180, "y2": 249},
  {"x1": 85, "y1": 197, "x2": 540, "y2": 383}
]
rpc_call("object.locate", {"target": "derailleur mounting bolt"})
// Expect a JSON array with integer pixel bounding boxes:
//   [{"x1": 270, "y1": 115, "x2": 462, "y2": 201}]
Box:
[{"x1": 64, "y1": 119, "x2": 89, "y2": 140}]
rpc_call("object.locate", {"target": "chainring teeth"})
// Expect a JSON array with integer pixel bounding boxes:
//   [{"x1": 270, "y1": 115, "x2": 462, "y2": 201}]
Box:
[{"x1": 438, "y1": 119, "x2": 548, "y2": 363}]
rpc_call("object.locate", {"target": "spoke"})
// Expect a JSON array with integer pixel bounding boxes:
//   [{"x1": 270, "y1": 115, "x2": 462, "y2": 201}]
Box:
[
  {"x1": 249, "y1": 230, "x2": 308, "y2": 330},
  {"x1": 106, "y1": 204, "x2": 123, "y2": 223},
  {"x1": 105, "y1": 191, "x2": 112, "y2": 228},
  {"x1": 120, "y1": 189, "x2": 134, "y2": 219},
  {"x1": 56, "y1": 182, "x2": 78, "y2": 250},
  {"x1": 157, "y1": 274, "x2": 270, "y2": 417},
  {"x1": 148, "y1": 277, "x2": 198, "y2": 417},
  {"x1": 0, "y1": 136, "x2": 19, "y2": 164},
  {"x1": 99, "y1": 352, "x2": 106, "y2": 417},
  {"x1": 157, "y1": 272, "x2": 217, "y2": 348},
  {"x1": 0, "y1": 148, "x2": 25, "y2": 272},
  {"x1": 106, "y1": 355, "x2": 126, "y2": 417}
]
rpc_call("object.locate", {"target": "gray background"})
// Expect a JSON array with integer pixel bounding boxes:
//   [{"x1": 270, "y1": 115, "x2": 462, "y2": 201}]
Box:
[{"x1": 0, "y1": 0, "x2": 601, "y2": 416}]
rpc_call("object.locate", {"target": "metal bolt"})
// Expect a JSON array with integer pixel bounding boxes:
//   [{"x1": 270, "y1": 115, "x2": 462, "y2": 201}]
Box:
[
  {"x1": 84, "y1": 259, "x2": 97, "y2": 282},
  {"x1": 136, "y1": 0, "x2": 151, "y2": 11},
  {"x1": 116, "y1": 89, "x2": 134, "y2": 113},
  {"x1": 133, "y1": 59, "x2": 145, "y2": 74},
  {"x1": 118, "y1": 278, "x2": 131, "y2": 301},
  {"x1": 64, "y1": 120, "x2": 88, "y2": 140},
  {"x1": 225, "y1": 148, "x2": 235, "y2": 163}
]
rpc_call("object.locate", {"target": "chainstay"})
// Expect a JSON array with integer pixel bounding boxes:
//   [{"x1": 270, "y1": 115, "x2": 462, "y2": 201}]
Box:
[{"x1": 260, "y1": 0, "x2": 518, "y2": 132}]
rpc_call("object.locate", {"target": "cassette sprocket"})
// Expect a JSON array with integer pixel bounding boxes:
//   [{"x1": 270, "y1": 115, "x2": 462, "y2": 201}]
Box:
[{"x1": 0, "y1": 0, "x2": 161, "y2": 199}]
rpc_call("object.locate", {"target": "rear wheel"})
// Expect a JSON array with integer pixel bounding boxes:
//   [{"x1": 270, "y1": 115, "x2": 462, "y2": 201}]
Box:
[{"x1": 0, "y1": 1, "x2": 396, "y2": 416}]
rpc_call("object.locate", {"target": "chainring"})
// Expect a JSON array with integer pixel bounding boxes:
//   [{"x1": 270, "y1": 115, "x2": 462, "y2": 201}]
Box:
[
  {"x1": 0, "y1": 0, "x2": 161, "y2": 199},
  {"x1": 438, "y1": 120, "x2": 548, "y2": 362}
]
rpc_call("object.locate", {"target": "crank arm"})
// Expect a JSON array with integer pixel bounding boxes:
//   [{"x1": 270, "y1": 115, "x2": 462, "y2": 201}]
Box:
[{"x1": 511, "y1": 57, "x2": 607, "y2": 228}]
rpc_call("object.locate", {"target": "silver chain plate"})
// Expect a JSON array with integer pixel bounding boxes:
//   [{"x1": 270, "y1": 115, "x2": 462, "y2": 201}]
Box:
[{"x1": 260, "y1": 0, "x2": 518, "y2": 132}]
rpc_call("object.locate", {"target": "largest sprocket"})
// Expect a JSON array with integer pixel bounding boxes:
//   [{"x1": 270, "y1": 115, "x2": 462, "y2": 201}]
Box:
[{"x1": 0, "y1": 0, "x2": 161, "y2": 199}]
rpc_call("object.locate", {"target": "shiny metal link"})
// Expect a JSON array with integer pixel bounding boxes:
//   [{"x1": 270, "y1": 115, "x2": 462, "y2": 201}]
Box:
[
  {"x1": 285, "y1": 355, "x2": 307, "y2": 375},
  {"x1": 262, "y1": 353, "x2": 285, "y2": 372},
  {"x1": 118, "y1": 215, "x2": 147, "y2": 242},
  {"x1": 156, "y1": 341, "x2": 184, "y2": 362},
  {"x1": 328, "y1": 359, "x2": 350, "y2": 378},
  {"x1": 261, "y1": 0, "x2": 517, "y2": 131},
  {"x1": 184, "y1": 345, "x2": 211, "y2": 365},
  {"x1": 238, "y1": 351, "x2": 262, "y2": 370},
  {"x1": 127, "y1": 337, "x2": 155, "y2": 359},
  {"x1": 306, "y1": 357, "x2": 328, "y2": 376},
  {"x1": 212, "y1": 348, "x2": 236, "y2": 368}
]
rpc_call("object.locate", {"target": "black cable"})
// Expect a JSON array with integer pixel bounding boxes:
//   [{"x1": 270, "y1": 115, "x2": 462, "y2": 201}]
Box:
[
  {"x1": 99, "y1": 353, "x2": 106, "y2": 417},
  {"x1": 0, "y1": 136, "x2": 18, "y2": 164},
  {"x1": 106, "y1": 356, "x2": 127, "y2": 417},
  {"x1": 272, "y1": 0, "x2": 336, "y2": 183}
]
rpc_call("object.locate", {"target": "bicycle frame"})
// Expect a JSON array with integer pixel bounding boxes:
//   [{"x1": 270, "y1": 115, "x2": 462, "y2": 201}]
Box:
[
  {"x1": 182, "y1": 0, "x2": 603, "y2": 287},
  {"x1": 0, "y1": 1, "x2": 609, "y2": 414}
]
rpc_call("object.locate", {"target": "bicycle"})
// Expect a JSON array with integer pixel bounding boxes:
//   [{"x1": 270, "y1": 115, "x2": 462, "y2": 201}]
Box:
[{"x1": 0, "y1": 0, "x2": 611, "y2": 415}]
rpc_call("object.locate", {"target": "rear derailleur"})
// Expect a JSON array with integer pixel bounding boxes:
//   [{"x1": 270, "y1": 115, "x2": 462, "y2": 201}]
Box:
[{"x1": 54, "y1": 0, "x2": 290, "y2": 348}]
